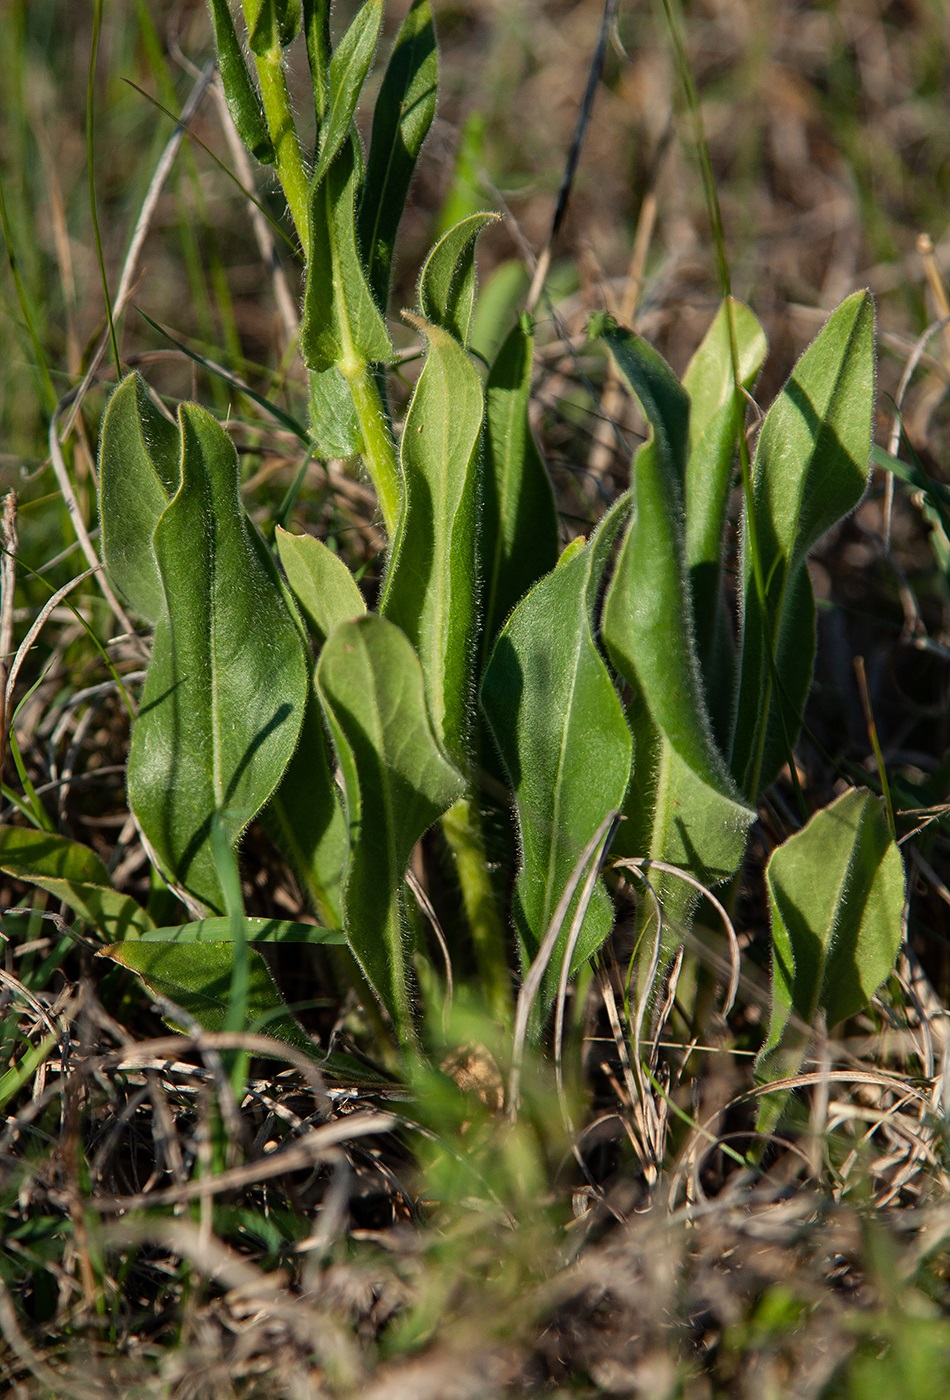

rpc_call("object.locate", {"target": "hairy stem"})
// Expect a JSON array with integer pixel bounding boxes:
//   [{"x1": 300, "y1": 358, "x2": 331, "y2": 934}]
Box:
[{"x1": 442, "y1": 796, "x2": 513, "y2": 1027}]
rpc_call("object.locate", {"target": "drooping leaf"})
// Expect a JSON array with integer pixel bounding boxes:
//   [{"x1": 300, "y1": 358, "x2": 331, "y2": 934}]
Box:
[
  {"x1": 358, "y1": 0, "x2": 438, "y2": 311},
  {"x1": 598, "y1": 322, "x2": 754, "y2": 957},
  {"x1": 302, "y1": 133, "x2": 393, "y2": 374},
  {"x1": 682, "y1": 298, "x2": 767, "y2": 734},
  {"x1": 208, "y1": 0, "x2": 275, "y2": 162},
  {"x1": 481, "y1": 511, "x2": 632, "y2": 1006},
  {"x1": 417, "y1": 212, "x2": 499, "y2": 347},
  {"x1": 731, "y1": 291, "x2": 875, "y2": 799},
  {"x1": 316, "y1": 615, "x2": 465, "y2": 1043},
  {"x1": 480, "y1": 315, "x2": 559, "y2": 666},
  {"x1": 102, "y1": 939, "x2": 317, "y2": 1055},
  {"x1": 98, "y1": 372, "x2": 180, "y2": 624},
  {"x1": 0, "y1": 826, "x2": 154, "y2": 942},
  {"x1": 755, "y1": 788, "x2": 905, "y2": 1135},
  {"x1": 379, "y1": 316, "x2": 483, "y2": 766},
  {"x1": 313, "y1": 0, "x2": 383, "y2": 186},
  {"x1": 140, "y1": 916, "x2": 345, "y2": 944},
  {"x1": 276, "y1": 526, "x2": 366, "y2": 651},
  {"x1": 127, "y1": 403, "x2": 310, "y2": 913}
]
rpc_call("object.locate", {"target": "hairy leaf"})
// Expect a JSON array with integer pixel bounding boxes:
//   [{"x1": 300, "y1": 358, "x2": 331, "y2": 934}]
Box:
[
  {"x1": 379, "y1": 316, "x2": 483, "y2": 766},
  {"x1": 480, "y1": 315, "x2": 559, "y2": 665},
  {"x1": 755, "y1": 788, "x2": 905, "y2": 1135},
  {"x1": 98, "y1": 372, "x2": 179, "y2": 624},
  {"x1": 316, "y1": 615, "x2": 465, "y2": 1042},
  {"x1": 731, "y1": 291, "x2": 875, "y2": 798},
  {"x1": 0, "y1": 826, "x2": 154, "y2": 941},
  {"x1": 103, "y1": 939, "x2": 317, "y2": 1054},
  {"x1": 417, "y1": 212, "x2": 499, "y2": 347},
  {"x1": 359, "y1": 0, "x2": 438, "y2": 311},
  {"x1": 276, "y1": 526, "x2": 366, "y2": 650},
  {"x1": 208, "y1": 0, "x2": 275, "y2": 161},
  {"x1": 682, "y1": 299, "x2": 767, "y2": 733},
  {"x1": 127, "y1": 403, "x2": 310, "y2": 913},
  {"x1": 302, "y1": 133, "x2": 393, "y2": 374},
  {"x1": 481, "y1": 512, "x2": 632, "y2": 1005},
  {"x1": 141, "y1": 916, "x2": 345, "y2": 944},
  {"x1": 598, "y1": 323, "x2": 754, "y2": 954},
  {"x1": 313, "y1": 0, "x2": 383, "y2": 185}
]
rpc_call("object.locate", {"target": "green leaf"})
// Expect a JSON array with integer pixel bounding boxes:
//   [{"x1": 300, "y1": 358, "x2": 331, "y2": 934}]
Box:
[
  {"x1": 481, "y1": 315, "x2": 559, "y2": 665},
  {"x1": 682, "y1": 298, "x2": 767, "y2": 730},
  {"x1": 128, "y1": 402, "x2": 310, "y2": 913},
  {"x1": 417, "y1": 212, "x2": 499, "y2": 347},
  {"x1": 102, "y1": 939, "x2": 317, "y2": 1055},
  {"x1": 208, "y1": 0, "x2": 275, "y2": 162},
  {"x1": 308, "y1": 365, "x2": 362, "y2": 457},
  {"x1": 141, "y1": 916, "x2": 345, "y2": 944},
  {"x1": 302, "y1": 0, "x2": 331, "y2": 122},
  {"x1": 0, "y1": 826, "x2": 154, "y2": 941},
  {"x1": 269, "y1": 529, "x2": 365, "y2": 927},
  {"x1": 379, "y1": 316, "x2": 484, "y2": 766},
  {"x1": 316, "y1": 615, "x2": 465, "y2": 1042},
  {"x1": 98, "y1": 372, "x2": 179, "y2": 624},
  {"x1": 262, "y1": 688, "x2": 348, "y2": 929},
  {"x1": 598, "y1": 324, "x2": 754, "y2": 952},
  {"x1": 481, "y1": 512, "x2": 632, "y2": 1005},
  {"x1": 313, "y1": 0, "x2": 383, "y2": 186},
  {"x1": 755, "y1": 788, "x2": 905, "y2": 1135},
  {"x1": 470, "y1": 259, "x2": 532, "y2": 366},
  {"x1": 731, "y1": 291, "x2": 875, "y2": 799},
  {"x1": 302, "y1": 133, "x2": 393, "y2": 374},
  {"x1": 275, "y1": 526, "x2": 366, "y2": 650},
  {"x1": 358, "y1": 0, "x2": 438, "y2": 311},
  {"x1": 243, "y1": 0, "x2": 298, "y2": 54}
]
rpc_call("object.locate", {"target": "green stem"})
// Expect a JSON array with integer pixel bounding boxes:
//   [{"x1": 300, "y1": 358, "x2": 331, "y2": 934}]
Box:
[
  {"x1": 345, "y1": 362, "x2": 401, "y2": 538},
  {"x1": 441, "y1": 796, "x2": 513, "y2": 1027},
  {"x1": 254, "y1": 47, "x2": 310, "y2": 246}
]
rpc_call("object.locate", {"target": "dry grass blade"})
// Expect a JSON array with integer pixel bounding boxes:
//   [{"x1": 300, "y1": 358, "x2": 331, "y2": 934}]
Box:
[{"x1": 509, "y1": 811, "x2": 619, "y2": 1117}]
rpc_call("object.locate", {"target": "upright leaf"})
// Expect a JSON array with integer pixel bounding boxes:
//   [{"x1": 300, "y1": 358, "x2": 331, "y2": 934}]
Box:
[
  {"x1": 481, "y1": 512, "x2": 632, "y2": 1006},
  {"x1": 682, "y1": 299, "x2": 767, "y2": 733},
  {"x1": 127, "y1": 404, "x2": 310, "y2": 913},
  {"x1": 417, "y1": 212, "x2": 499, "y2": 347},
  {"x1": 316, "y1": 616, "x2": 465, "y2": 1042},
  {"x1": 598, "y1": 323, "x2": 754, "y2": 958},
  {"x1": 480, "y1": 315, "x2": 559, "y2": 665},
  {"x1": 302, "y1": 0, "x2": 331, "y2": 123},
  {"x1": 731, "y1": 291, "x2": 875, "y2": 799},
  {"x1": 208, "y1": 0, "x2": 275, "y2": 163},
  {"x1": 755, "y1": 788, "x2": 905, "y2": 1135},
  {"x1": 359, "y1": 0, "x2": 438, "y2": 311},
  {"x1": 0, "y1": 826, "x2": 154, "y2": 941},
  {"x1": 379, "y1": 316, "x2": 483, "y2": 766},
  {"x1": 302, "y1": 134, "x2": 393, "y2": 374},
  {"x1": 263, "y1": 690, "x2": 349, "y2": 929},
  {"x1": 313, "y1": 0, "x2": 383, "y2": 186},
  {"x1": 98, "y1": 372, "x2": 180, "y2": 624},
  {"x1": 276, "y1": 526, "x2": 366, "y2": 650}
]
